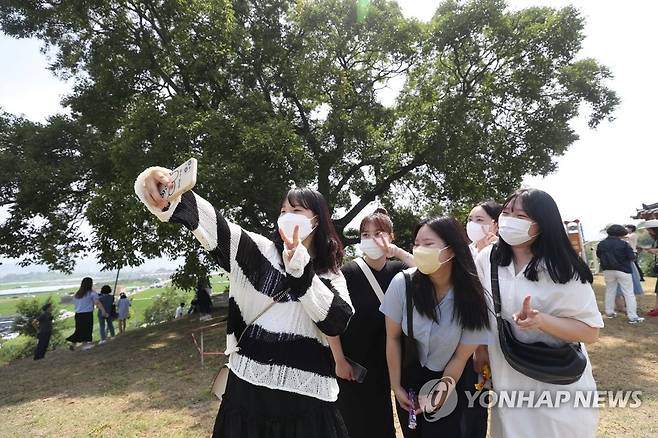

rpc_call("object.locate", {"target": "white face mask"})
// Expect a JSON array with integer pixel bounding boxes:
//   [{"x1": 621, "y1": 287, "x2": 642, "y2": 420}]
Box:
[
  {"x1": 498, "y1": 215, "x2": 537, "y2": 246},
  {"x1": 277, "y1": 213, "x2": 317, "y2": 242},
  {"x1": 466, "y1": 221, "x2": 491, "y2": 243},
  {"x1": 359, "y1": 238, "x2": 385, "y2": 260}
]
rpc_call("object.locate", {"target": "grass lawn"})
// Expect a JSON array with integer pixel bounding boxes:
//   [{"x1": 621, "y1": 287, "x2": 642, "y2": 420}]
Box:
[{"x1": 0, "y1": 276, "x2": 655, "y2": 437}]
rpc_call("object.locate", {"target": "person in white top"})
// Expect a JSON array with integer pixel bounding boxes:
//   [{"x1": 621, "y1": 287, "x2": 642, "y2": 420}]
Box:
[
  {"x1": 174, "y1": 303, "x2": 185, "y2": 319},
  {"x1": 466, "y1": 200, "x2": 502, "y2": 259},
  {"x1": 464, "y1": 199, "x2": 503, "y2": 437},
  {"x1": 475, "y1": 188, "x2": 603, "y2": 438}
]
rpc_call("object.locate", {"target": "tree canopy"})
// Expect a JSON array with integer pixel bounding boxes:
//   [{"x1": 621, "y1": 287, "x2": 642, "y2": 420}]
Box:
[{"x1": 0, "y1": 0, "x2": 618, "y2": 287}]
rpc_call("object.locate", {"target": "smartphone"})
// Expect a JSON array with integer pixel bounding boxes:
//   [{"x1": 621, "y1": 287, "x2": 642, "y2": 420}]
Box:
[
  {"x1": 158, "y1": 158, "x2": 198, "y2": 201},
  {"x1": 345, "y1": 356, "x2": 368, "y2": 383}
]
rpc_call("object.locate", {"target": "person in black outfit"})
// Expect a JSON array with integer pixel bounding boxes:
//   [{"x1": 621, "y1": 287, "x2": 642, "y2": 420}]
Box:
[
  {"x1": 33, "y1": 303, "x2": 54, "y2": 360},
  {"x1": 597, "y1": 224, "x2": 644, "y2": 323},
  {"x1": 195, "y1": 278, "x2": 213, "y2": 315},
  {"x1": 329, "y1": 208, "x2": 415, "y2": 438}
]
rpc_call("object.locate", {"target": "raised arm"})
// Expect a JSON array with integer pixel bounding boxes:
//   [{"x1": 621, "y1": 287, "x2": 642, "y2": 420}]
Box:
[{"x1": 134, "y1": 166, "x2": 272, "y2": 273}]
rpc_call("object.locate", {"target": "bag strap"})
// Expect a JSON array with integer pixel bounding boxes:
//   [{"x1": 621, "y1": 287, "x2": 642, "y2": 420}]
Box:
[
  {"x1": 403, "y1": 272, "x2": 414, "y2": 339},
  {"x1": 489, "y1": 245, "x2": 503, "y2": 321},
  {"x1": 235, "y1": 300, "x2": 277, "y2": 347},
  {"x1": 355, "y1": 257, "x2": 385, "y2": 304}
]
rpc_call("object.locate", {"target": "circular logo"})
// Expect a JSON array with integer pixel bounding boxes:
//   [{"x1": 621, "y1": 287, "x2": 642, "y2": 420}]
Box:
[{"x1": 418, "y1": 376, "x2": 458, "y2": 422}]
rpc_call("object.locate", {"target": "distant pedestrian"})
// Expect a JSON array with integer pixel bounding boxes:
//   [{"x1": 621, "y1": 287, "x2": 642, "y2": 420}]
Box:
[
  {"x1": 175, "y1": 302, "x2": 185, "y2": 319},
  {"x1": 117, "y1": 292, "x2": 131, "y2": 334},
  {"x1": 67, "y1": 277, "x2": 107, "y2": 350},
  {"x1": 97, "y1": 285, "x2": 116, "y2": 343},
  {"x1": 597, "y1": 225, "x2": 644, "y2": 323},
  {"x1": 638, "y1": 221, "x2": 658, "y2": 317},
  {"x1": 196, "y1": 278, "x2": 213, "y2": 321},
  {"x1": 33, "y1": 303, "x2": 54, "y2": 360}
]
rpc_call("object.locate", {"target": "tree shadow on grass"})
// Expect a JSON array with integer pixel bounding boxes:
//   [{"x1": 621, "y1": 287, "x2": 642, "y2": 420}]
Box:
[{"x1": 0, "y1": 312, "x2": 229, "y2": 437}]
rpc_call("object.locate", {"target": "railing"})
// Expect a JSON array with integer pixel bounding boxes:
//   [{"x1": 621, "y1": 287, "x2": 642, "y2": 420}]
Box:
[{"x1": 190, "y1": 319, "x2": 227, "y2": 367}]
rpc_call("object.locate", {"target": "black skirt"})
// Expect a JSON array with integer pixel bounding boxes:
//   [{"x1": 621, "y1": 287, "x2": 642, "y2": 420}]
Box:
[
  {"x1": 66, "y1": 312, "x2": 93, "y2": 343},
  {"x1": 336, "y1": 379, "x2": 395, "y2": 438},
  {"x1": 213, "y1": 371, "x2": 348, "y2": 438}
]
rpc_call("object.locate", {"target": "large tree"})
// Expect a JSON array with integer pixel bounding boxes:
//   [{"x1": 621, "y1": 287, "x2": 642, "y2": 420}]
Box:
[{"x1": 0, "y1": 0, "x2": 618, "y2": 287}]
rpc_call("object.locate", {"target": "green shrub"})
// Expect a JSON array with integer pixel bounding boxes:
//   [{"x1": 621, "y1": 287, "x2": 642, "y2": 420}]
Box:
[
  {"x1": 143, "y1": 288, "x2": 189, "y2": 325},
  {"x1": 0, "y1": 335, "x2": 36, "y2": 363}
]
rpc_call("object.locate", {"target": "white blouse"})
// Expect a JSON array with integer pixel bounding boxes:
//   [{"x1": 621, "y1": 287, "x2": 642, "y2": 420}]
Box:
[{"x1": 475, "y1": 245, "x2": 604, "y2": 438}]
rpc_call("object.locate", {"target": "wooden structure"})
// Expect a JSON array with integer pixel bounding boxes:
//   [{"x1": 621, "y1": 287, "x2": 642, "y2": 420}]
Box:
[
  {"x1": 633, "y1": 202, "x2": 658, "y2": 220},
  {"x1": 564, "y1": 219, "x2": 587, "y2": 264}
]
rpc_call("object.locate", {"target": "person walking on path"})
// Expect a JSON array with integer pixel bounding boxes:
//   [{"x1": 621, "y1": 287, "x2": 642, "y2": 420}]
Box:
[
  {"x1": 97, "y1": 285, "x2": 116, "y2": 343},
  {"x1": 116, "y1": 292, "x2": 131, "y2": 334}
]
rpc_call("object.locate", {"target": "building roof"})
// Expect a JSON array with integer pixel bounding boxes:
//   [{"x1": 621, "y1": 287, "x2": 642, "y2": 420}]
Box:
[{"x1": 633, "y1": 202, "x2": 658, "y2": 219}]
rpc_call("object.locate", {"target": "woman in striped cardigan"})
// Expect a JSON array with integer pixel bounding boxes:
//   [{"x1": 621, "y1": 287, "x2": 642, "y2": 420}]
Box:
[{"x1": 135, "y1": 167, "x2": 354, "y2": 438}]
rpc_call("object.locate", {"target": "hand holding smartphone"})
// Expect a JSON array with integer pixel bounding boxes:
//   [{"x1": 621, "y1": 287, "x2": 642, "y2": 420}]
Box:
[{"x1": 158, "y1": 158, "x2": 198, "y2": 202}]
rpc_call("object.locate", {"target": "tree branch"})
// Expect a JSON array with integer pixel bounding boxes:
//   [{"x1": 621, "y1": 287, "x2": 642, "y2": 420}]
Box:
[{"x1": 334, "y1": 158, "x2": 424, "y2": 230}]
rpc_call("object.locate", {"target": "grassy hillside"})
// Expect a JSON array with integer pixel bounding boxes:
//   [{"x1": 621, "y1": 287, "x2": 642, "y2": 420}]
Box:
[
  {"x1": 0, "y1": 314, "x2": 227, "y2": 437},
  {"x1": 0, "y1": 278, "x2": 656, "y2": 437}
]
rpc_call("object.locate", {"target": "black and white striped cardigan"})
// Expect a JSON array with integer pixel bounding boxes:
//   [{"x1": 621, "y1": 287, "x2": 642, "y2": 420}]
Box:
[{"x1": 135, "y1": 168, "x2": 354, "y2": 401}]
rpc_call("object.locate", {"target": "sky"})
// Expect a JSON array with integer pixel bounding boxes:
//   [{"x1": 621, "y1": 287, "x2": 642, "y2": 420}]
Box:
[{"x1": 0, "y1": 0, "x2": 656, "y2": 275}]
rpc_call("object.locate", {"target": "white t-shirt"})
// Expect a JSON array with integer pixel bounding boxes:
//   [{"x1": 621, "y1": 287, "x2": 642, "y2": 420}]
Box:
[
  {"x1": 475, "y1": 245, "x2": 604, "y2": 438},
  {"x1": 73, "y1": 291, "x2": 99, "y2": 313},
  {"x1": 175, "y1": 306, "x2": 184, "y2": 319}
]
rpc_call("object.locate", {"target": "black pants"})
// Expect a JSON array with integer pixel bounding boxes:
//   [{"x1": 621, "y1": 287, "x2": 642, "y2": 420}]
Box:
[
  {"x1": 395, "y1": 364, "x2": 464, "y2": 438},
  {"x1": 458, "y1": 361, "x2": 489, "y2": 438},
  {"x1": 34, "y1": 331, "x2": 52, "y2": 360}
]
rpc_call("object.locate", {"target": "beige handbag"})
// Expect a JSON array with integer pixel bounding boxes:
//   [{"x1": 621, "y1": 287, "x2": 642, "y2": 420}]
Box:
[{"x1": 211, "y1": 300, "x2": 277, "y2": 403}]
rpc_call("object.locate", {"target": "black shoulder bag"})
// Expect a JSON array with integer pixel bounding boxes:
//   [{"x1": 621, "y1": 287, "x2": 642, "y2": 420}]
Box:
[
  {"x1": 490, "y1": 245, "x2": 587, "y2": 385},
  {"x1": 401, "y1": 272, "x2": 422, "y2": 387}
]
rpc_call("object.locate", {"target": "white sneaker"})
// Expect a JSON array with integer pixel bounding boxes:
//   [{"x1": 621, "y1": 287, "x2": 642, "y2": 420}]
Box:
[
  {"x1": 628, "y1": 317, "x2": 645, "y2": 324},
  {"x1": 81, "y1": 344, "x2": 95, "y2": 350},
  {"x1": 98, "y1": 340, "x2": 106, "y2": 345},
  {"x1": 604, "y1": 312, "x2": 617, "y2": 319},
  {"x1": 199, "y1": 315, "x2": 212, "y2": 321}
]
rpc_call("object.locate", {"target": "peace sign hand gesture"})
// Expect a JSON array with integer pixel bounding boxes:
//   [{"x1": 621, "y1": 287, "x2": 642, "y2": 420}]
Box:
[
  {"x1": 279, "y1": 225, "x2": 300, "y2": 263},
  {"x1": 512, "y1": 296, "x2": 544, "y2": 331},
  {"x1": 373, "y1": 234, "x2": 399, "y2": 259}
]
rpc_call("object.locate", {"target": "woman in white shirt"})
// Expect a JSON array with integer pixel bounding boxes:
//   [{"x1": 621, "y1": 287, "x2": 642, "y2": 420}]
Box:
[
  {"x1": 466, "y1": 200, "x2": 502, "y2": 259},
  {"x1": 475, "y1": 188, "x2": 603, "y2": 438},
  {"x1": 66, "y1": 277, "x2": 107, "y2": 350}
]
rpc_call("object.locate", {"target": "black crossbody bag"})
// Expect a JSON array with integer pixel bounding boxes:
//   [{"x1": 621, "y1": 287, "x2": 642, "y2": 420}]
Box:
[{"x1": 490, "y1": 245, "x2": 587, "y2": 385}]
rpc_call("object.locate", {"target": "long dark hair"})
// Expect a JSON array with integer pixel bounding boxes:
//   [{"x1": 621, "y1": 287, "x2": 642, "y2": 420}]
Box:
[
  {"x1": 410, "y1": 217, "x2": 490, "y2": 330},
  {"x1": 75, "y1": 277, "x2": 93, "y2": 299},
  {"x1": 479, "y1": 200, "x2": 503, "y2": 223},
  {"x1": 493, "y1": 188, "x2": 593, "y2": 284},
  {"x1": 273, "y1": 187, "x2": 344, "y2": 274}
]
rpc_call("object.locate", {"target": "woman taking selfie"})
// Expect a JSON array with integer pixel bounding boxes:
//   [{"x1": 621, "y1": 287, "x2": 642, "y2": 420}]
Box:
[
  {"x1": 475, "y1": 188, "x2": 603, "y2": 438},
  {"x1": 134, "y1": 167, "x2": 354, "y2": 438}
]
